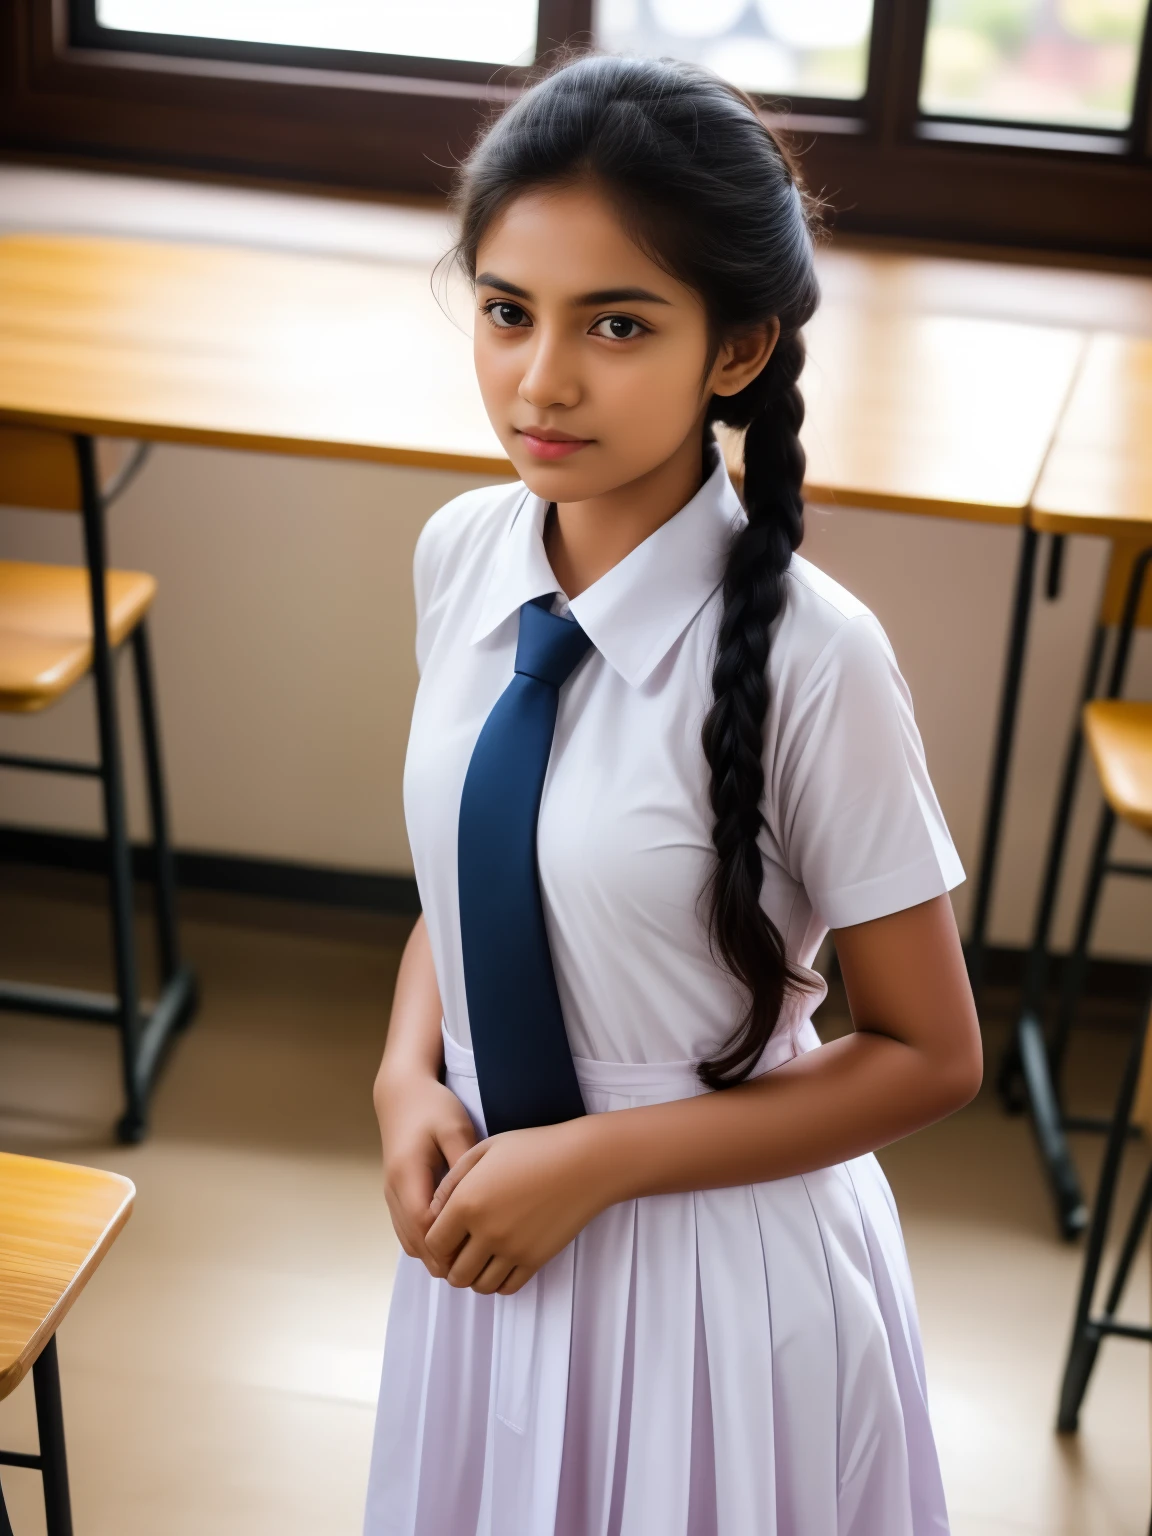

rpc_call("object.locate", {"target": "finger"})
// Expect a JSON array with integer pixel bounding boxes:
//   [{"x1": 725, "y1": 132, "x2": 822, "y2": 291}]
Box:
[
  {"x1": 446, "y1": 1235, "x2": 497, "y2": 1289},
  {"x1": 426, "y1": 1196, "x2": 473, "y2": 1262},
  {"x1": 470, "y1": 1256, "x2": 515, "y2": 1296},
  {"x1": 430, "y1": 1141, "x2": 488, "y2": 1216},
  {"x1": 387, "y1": 1168, "x2": 448, "y2": 1274},
  {"x1": 391, "y1": 1163, "x2": 435, "y2": 1224},
  {"x1": 498, "y1": 1266, "x2": 533, "y2": 1296}
]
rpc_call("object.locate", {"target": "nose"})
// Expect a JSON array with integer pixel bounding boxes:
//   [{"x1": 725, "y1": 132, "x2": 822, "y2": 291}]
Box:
[{"x1": 518, "y1": 325, "x2": 581, "y2": 411}]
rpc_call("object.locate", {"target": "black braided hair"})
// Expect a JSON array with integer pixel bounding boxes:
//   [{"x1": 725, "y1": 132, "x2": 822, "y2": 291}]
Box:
[{"x1": 452, "y1": 53, "x2": 821, "y2": 1088}]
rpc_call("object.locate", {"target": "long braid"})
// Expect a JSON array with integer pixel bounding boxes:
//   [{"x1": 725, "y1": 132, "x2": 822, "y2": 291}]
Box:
[{"x1": 699, "y1": 334, "x2": 811, "y2": 1087}]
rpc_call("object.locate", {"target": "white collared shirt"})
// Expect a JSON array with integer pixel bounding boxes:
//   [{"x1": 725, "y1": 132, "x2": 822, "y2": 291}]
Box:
[{"x1": 404, "y1": 458, "x2": 963, "y2": 1065}]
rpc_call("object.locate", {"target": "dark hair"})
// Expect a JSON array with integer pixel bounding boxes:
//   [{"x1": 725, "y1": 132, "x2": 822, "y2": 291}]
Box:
[{"x1": 452, "y1": 53, "x2": 821, "y2": 1088}]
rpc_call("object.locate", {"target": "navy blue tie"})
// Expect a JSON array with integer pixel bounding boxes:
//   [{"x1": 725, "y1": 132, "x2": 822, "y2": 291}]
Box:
[{"x1": 457, "y1": 599, "x2": 593, "y2": 1136}]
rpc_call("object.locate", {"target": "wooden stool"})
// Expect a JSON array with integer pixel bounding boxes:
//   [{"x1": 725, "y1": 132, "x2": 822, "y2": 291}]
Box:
[
  {"x1": 0, "y1": 1152, "x2": 134, "y2": 1534},
  {"x1": 996, "y1": 535, "x2": 1152, "y2": 1237},
  {"x1": 0, "y1": 427, "x2": 197, "y2": 1140},
  {"x1": 1054, "y1": 699, "x2": 1152, "y2": 1432}
]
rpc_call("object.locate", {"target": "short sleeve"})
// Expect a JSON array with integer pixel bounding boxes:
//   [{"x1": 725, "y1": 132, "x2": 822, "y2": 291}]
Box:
[{"x1": 771, "y1": 612, "x2": 964, "y2": 930}]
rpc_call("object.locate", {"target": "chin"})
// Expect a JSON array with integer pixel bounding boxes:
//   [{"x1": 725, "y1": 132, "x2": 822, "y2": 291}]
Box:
[
  {"x1": 513, "y1": 459, "x2": 598, "y2": 501},
  {"x1": 512, "y1": 453, "x2": 636, "y2": 506}
]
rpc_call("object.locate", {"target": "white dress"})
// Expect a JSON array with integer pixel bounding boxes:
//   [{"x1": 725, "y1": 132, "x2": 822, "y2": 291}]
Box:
[{"x1": 365, "y1": 458, "x2": 964, "y2": 1536}]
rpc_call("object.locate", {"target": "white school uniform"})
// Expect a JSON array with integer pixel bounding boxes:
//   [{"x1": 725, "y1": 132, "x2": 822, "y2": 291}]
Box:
[{"x1": 365, "y1": 456, "x2": 962, "y2": 1536}]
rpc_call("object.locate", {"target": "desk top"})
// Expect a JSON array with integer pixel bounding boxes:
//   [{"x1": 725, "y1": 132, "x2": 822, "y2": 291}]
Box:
[
  {"x1": 801, "y1": 305, "x2": 1084, "y2": 524},
  {"x1": 0, "y1": 233, "x2": 506, "y2": 473},
  {"x1": 1031, "y1": 331, "x2": 1152, "y2": 539},
  {"x1": 0, "y1": 1152, "x2": 134, "y2": 1399},
  {"x1": 0, "y1": 233, "x2": 1085, "y2": 520}
]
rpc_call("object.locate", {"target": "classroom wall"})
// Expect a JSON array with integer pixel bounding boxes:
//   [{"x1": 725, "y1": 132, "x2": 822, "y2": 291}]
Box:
[{"x1": 2, "y1": 167, "x2": 1151, "y2": 959}]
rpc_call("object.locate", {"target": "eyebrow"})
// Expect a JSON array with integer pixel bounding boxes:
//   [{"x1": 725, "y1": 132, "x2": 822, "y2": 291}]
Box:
[{"x1": 475, "y1": 273, "x2": 672, "y2": 307}]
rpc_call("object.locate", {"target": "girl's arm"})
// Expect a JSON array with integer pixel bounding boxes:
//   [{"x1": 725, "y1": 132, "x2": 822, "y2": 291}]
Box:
[
  {"x1": 424, "y1": 894, "x2": 982, "y2": 1296},
  {"x1": 374, "y1": 915, "x2": 477, "y2": 1276}
]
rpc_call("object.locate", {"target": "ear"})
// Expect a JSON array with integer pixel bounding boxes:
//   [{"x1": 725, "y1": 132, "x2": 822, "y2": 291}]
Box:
[{"x1": 709, "y1": 318, "x2": 781, "y2": 398}]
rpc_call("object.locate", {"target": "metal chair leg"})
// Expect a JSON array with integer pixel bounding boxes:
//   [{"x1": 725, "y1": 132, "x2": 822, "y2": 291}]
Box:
[
  {"x1": 32, "y1": 1337, "x2": 73, "y2": 1536},
  {"x1": 1017, "y1": 806, "x2": 1116, "y2": 1239},
  {"x1": 1057, "y1": 1007, "x2": 1150, "y2": 1432},
  {"x1": 1099, "y1": 1157, "x2": 1152, "y2": 1322},
  {"x1": 1050, "y1": 806, "x2": 1117, "y2": 1087},
  {"x1": 996, "y1": 624, "x2": 1108, "y2": 1114},
  {"x1": 0, "y1": 1476, "x2": 13, "y2": 1536},
  {"x1": 131, "y1": 622, "x2": 181, "y2": 988},
  {"x1": 1017, "y1": 1010, "x2": 1089, "y2": 1238},
  {"x1": 78, "y1": 436, "x2": 147, "y2": 1144}
]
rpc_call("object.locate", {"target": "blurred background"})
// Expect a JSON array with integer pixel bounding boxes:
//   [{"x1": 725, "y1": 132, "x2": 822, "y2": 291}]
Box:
[{"x1": 0, "y1": 3, "x2": 1151, "y2": 1533}]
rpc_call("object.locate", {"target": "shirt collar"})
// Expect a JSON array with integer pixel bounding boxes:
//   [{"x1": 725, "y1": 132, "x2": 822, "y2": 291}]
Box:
[{"x1": 470, "y1": 455, "x2": 742, "y2": 688}]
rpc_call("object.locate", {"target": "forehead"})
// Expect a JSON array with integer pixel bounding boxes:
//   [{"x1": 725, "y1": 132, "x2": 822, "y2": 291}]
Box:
[{"x1": 476, "y1": 182, "x2": 690, "y2": 302}]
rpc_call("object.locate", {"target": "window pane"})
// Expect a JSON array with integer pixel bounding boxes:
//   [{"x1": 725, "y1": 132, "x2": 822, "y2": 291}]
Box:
[
  {"x1": 94, "y1": 0, "x2": 539, "y2": 67},
  {"x1": 595, "y1": 0, "x2": 874, "y2": 99},
  {"x1": 919, "y1": 0, "x2": 1147, "y2": 129}
]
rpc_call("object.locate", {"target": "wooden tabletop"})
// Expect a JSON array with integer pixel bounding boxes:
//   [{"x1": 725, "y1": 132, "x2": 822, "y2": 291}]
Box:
[
  {"x1": 1031, "y1": 331, "x2": 1152, "y2": 540},
  {"x1": 0, "y1": 233, "x2": 503, "y2": 474},
  {"x1": 801, "y1": 305, "x2": 1084, "y2": 524},
  {"x1": 0, "y1": 232, "x2": 1085, "y2": 520},
  {"x1": 0, "y1": 1151, "x2": 134, "y2": 1400}
]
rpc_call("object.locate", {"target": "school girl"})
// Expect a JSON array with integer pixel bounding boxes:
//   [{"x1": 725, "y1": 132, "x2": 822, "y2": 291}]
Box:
[{"x1": 366, "y1": 52, "x2": 982, "y2": 1536}]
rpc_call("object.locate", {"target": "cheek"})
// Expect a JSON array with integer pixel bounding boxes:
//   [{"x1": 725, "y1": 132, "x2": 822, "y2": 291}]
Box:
[
  {"x1": 598, "y1": 348, "x2": 706, "y2": 448},
  {"x1": 473, "y1": 333, "x2": 520, "y2": 411}
]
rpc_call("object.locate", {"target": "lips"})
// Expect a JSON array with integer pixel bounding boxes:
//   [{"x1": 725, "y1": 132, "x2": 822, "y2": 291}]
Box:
[{"x1": 517, "y1": 427, "x2": 593, "y2": 461}]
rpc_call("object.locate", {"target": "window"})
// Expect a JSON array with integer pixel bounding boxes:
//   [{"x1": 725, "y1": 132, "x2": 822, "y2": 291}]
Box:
[
  {"x1": 596, "y1": 0, "x2": 874, "y2": 102},
  {"x1": 920, "y1": 0, "x2": 1148, "y2": 131},
  {"x1": 2, "y1": 0, "x2": 1150, "y2": 254},
  {"x1": 93, "y1": 0, "x2": 541, "y2": 68}
]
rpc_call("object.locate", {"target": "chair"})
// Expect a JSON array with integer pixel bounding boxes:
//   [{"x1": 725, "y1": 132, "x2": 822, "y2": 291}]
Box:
[
  {"x1": 997, "y1": 535, "x2": 1152, "y2": 1237},
  {"x1": 0, "y1": 1151, "x2": 134, "y2": 1535},
  {"x1": 1051, "y1": 585, "x2": 1152, "y2": 1430},
  {"x1": 0, "y1": 426, "x2": 197, "y2": 1141}
]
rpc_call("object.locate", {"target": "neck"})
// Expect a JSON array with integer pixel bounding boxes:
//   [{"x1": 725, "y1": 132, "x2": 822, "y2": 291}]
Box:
[{"x1": 544, "y1": 422, "x2": 708, "y2": 600}]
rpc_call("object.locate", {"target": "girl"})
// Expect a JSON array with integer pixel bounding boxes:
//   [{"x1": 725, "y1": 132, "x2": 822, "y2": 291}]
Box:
[{"x1": 367, "y1": 53, "x2": 981, "y2": 1536}]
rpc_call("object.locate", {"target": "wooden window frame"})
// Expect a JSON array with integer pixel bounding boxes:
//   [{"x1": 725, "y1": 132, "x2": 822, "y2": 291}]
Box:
[{"x1": 1, "y1": 0, "x2": 1150, "y2": 257}]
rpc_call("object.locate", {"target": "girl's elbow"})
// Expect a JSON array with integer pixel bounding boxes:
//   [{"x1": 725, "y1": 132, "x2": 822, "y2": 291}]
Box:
[{"x1": 938, "y1": 1040, "x2": 984, "y2": 1114}]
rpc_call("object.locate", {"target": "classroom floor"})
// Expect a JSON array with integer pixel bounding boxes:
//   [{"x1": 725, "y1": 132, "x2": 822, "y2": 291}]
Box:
[{"x1": 0, "y1": 869, "x2": 1147, "y2": 1535}]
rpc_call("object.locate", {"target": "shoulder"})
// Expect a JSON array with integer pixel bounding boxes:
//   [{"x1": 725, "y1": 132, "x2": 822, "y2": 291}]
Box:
[
  {"x1": 414, "y1": 480, "x2": 527, "y2": 613},
  {"x1": 773, "y1": 553, "x2": 894, "y2": 692}
]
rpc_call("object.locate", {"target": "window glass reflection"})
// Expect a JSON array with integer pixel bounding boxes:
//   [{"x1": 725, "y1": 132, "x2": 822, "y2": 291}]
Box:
[
  {"x1": 919, "y1": 0, "x2": 1148, "y2": 130},
  {"x1": 95, "y1": 0, "x2": 539, "y2": 67},
  {"x1": 596, "y1": 0, "x2": 874, "y2": 100}
]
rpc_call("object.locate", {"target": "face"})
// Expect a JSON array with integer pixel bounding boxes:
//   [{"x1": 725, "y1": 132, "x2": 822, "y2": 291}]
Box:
[{"x1": 472, "y1": 181, "x2": 773, "y2": 506}]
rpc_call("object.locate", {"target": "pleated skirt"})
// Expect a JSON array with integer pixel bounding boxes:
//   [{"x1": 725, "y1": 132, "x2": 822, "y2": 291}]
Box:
[{"x1": 364, "y1": 1024, "x2": 950, "y2": 1536}]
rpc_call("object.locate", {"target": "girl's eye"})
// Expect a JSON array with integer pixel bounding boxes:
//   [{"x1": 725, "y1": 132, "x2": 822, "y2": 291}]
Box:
[
  {"x1": 484, "y1": 300, "x2": 530, "y2": 329},
  {"x1": 591, "y1": 315, "x2": 646, "y2": 341}
]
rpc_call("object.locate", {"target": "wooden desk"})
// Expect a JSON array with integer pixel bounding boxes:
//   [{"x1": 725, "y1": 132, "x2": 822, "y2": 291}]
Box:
[
  {"x1": 1001, "y1": 331, "x2": 1152, "y2": 1241},
  {"x1": 0, "y1": 1153, "x2": 133, "y2": 1534},
  {"x1": 0, "y1": 233, "x2": 504, "y2": 474},
  {"x1": 801, "y1": 305, "x2": 1084, "y2": 524},
  {"x1": 0, "y1": 231, "x2": 1088, "y2": 994},
  {"x1": 1032, "y1": 331, "x2": 1152, "y2": 541},
  {"x1": 0, "y1": 1151, "x2": 133, "y2": 1399},
  {"x1": 0, "y1": 232, "x2": 1085, "y2": 518}
]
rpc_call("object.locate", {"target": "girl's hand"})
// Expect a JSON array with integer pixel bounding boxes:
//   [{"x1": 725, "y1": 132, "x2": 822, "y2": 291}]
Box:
[
  {"x1": 424, "y1": 1119, "x2": 606, "y2": 1295},
  {"x1": 379, "y1": 1074, "x2": 478, "y2": 1279}
]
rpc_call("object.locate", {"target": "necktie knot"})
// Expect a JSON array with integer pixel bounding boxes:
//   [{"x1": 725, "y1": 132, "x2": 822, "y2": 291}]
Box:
[{"x1": 514, "y1": 599, "x2": 593, "y2": 689}]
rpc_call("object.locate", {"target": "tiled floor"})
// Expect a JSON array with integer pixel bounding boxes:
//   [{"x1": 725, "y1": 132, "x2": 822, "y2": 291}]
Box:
[{"x1": 0, "y1": 870, "x2": 1147, "y2": 1534}]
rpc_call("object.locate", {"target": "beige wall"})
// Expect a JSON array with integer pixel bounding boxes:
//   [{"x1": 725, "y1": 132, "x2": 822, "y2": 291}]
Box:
[
  {"x1": 0, "y1": 452, "x2": 508, "y2": 873},
  {"x1": 3, "y1": 167, "x2": 1151, "y2": 958}
]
